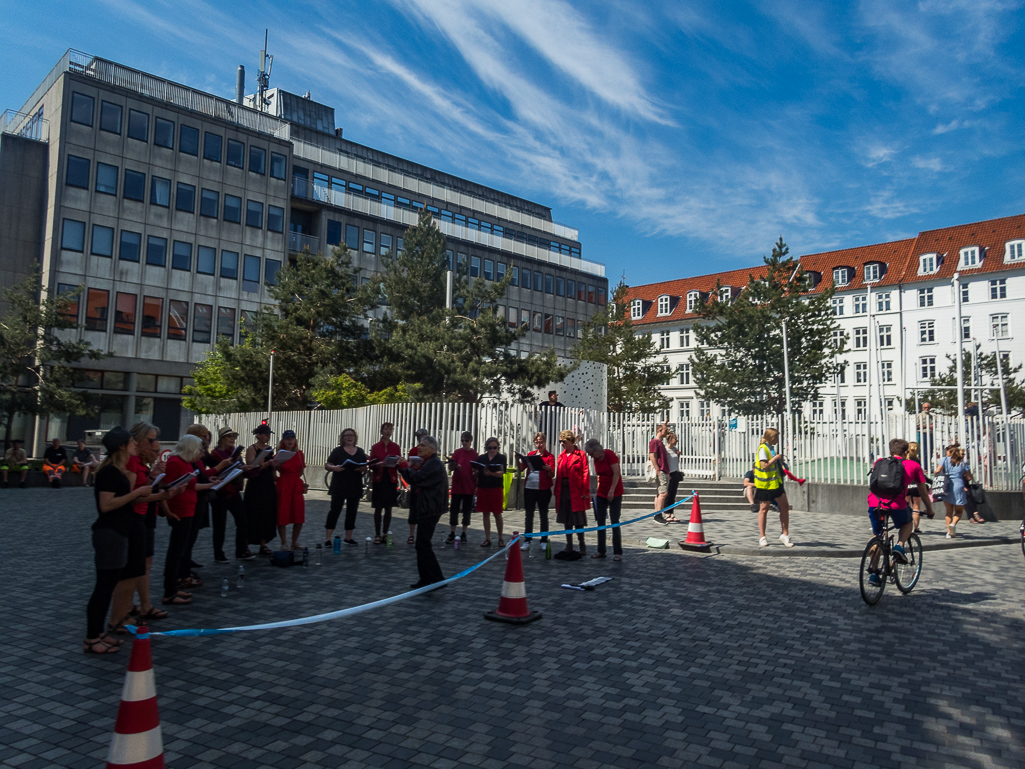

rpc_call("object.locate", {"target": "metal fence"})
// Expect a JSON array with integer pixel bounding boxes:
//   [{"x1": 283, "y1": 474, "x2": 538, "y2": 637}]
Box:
[{"x1": 201, "y1": 405, "x2": 1025, "y2": 491}]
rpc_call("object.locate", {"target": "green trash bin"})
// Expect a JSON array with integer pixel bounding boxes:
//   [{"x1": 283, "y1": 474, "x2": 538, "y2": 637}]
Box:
[{"x1": 503, "y1": 468, "x2": 517, "y2": 509}]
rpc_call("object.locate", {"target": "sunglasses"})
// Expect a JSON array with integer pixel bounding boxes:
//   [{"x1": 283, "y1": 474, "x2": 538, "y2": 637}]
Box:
[
  {"x1": 486, "y1": 445, "x2": 499, "y2": 450},
  {"x1": 462, "y1": 438, "x2": 472, "y2": 442}
]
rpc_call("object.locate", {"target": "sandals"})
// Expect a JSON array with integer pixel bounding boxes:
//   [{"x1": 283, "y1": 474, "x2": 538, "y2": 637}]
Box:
[
  {"x1": 259, "y1": 546, "x2": 274, "y2": 556},
  {"x1": 591, "y1": 552, "x2": 607, "y2": 559},
  {"x1": 83, "y1": 639, "x2": 119, "y2": 655},
  {"x1": 480, "y1": 539, "x2": 492, "y2": 548},
  {"x1": 138, "y1": 607, "x2": 169, "y2": 620},
  {"x1": 99, "y1": 634, "x2": 124, "y2": 647},
  {"x1": 373, "y1": 535, "x2": 383, "y2": 545},
  {"x1": 162, "y1": 592, "x2": 192, "y2": 605},
  {"x1": 178, "y1": 576, "x2": 203, "y2": 588},
  {"x1": 970, "y1": 513, "x2": 985, "y2": 524},
  {"x1": 407, "y1": 536, "x2": 415, "y2": 544},
  {"x1": 613, "y1": 554, "x2": 623, "y2": 562},
  {"x1": 497, "y1": 539, "x2": 505, "y2": 547},
  {"x1": 107, "y1": 622, "x2": 130, "y2": 636}
]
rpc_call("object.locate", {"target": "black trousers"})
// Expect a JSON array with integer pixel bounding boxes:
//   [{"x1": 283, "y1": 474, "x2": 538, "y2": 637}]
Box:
[
  {"x1": 415, "y1": 514, "x2": 444, "y2": 585},
  {"x1": 666, "y1": 471, "x2": 683, "y2": 509},
  {"x1": 327, "y1": 494, "x2": 361, "y2": 531},
  {"x1": 523, "y1": 488, "x2": 552, "y2": 537},
  {"x1": 163, "y1": 516, "x2": 194, "y2": 598},
  {"x1": 86, "y1": 568, "x2": 122, "y2": 639},
  {"x1": 449, "y1": 494, "x2": 473, "y2": 528},
  {"x1": 594, "y1": 495, "x2": 623, "y2": 555},
  {"x1": 407, "y1": 489, "x2": 419, "y2": 526},
  {"x1": 211, "y1": 494, "x2": 248, "y2": 559}
]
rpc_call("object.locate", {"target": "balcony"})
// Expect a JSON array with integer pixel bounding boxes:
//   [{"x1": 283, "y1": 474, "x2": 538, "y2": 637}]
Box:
[
  {"x1": 288, "y1": 232, "x2": 320, "y2": 254},
  {"x1": 0, "y1": 110, "x2": 49, "y2": 142}
]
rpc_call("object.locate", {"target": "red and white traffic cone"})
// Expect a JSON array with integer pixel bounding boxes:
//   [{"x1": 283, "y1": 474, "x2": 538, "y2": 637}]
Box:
[
  {"x1": 484, "y1": 532, "x2": 542, "y2": 625},
  {"x1": 679, "y1": 493, "x2": 712, "y2": 552},
  {"x1": 106, "y1": 626, "x2": 164, "y2": 769}
]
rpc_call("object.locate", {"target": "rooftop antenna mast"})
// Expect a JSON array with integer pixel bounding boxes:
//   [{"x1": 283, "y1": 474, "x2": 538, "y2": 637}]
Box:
[{"x1": 257, "y1": 29, "x2": 274, "y2": 111}]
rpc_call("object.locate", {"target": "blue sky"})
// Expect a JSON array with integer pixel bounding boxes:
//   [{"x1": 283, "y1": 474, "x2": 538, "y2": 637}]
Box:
[{"x1": 2, "y1": 0, "x2": 1023, "y2": 287}]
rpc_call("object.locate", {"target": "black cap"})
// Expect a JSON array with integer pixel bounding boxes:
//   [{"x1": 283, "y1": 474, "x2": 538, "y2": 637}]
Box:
[
  {"x1": 282, "y1": 429, "x2": 297, "y2": 440},
  {"x1": 102, "y1": 426, "x2": 132, "y2": 453},
  {"x1": 253, "y1": 424, "x2": 273, "y2": 435}
]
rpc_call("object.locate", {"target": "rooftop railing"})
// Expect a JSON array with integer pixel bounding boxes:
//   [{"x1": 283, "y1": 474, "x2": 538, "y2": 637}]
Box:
[{"x1": 0, "y1": 110, "x2": 49, "y2": 142}]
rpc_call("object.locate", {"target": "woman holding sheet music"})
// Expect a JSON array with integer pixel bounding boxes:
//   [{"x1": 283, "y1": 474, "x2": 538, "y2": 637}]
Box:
[
  {"x1": 245, "y1": 424, "x2": 277, "y2": 555},
  {"x1": 369, "y1": 422, "x2": 402, "y2": 545},
  {"x1": 276, "y1": 430, "x2": 308, "y2": 551},
  {"x1": 209, "y1": 427, "x2": 252, "y2": 564},
  {"x1": 517, "y1": 432, "x2": 555, "y2": 547},
  {"x1": 324, "y1": 428, "x2": 368, "y2": 546},
  {"x1": 555, "y1": 430, "x2": 591, "y2": 556},
  {"x1": 475, "y1": 438, "x2": 507, "y2": 547}
]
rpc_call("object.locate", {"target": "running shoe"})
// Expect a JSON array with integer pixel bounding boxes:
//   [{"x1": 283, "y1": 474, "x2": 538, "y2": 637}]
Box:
[
  {"x1": 868, "y1": 572, "x2": 881, "y2": 586},
  {"x1": 653, "y1": 513, "x2": 668, "y2": 525},
  {"x1": 779, "y1": 534, "x2": 794, "y2": 548},
  {"x1": 759, "y1": 536, "x2": 769, "y2": 547},
  {"x1": 892, "y1": 544, "x2": 908, "y2": 564}
]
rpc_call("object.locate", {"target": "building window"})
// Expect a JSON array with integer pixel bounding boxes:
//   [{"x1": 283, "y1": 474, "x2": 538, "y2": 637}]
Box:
[
  {"x1": 141, "y1": 296, "x2": 162, "y2": 338},
  {"x1": 119, "y1": 230, "x2": 141, "y2": 262},
  {"x1": 678, "y1": 400, "x2": 691, "y2": 421},
  {"x1": 193, "y1": 304, "x2": 212, "y2": 343},
  {"x1": 57, "y1": 285, "x2": 79, "y2": 323},
  {"x1": 146, "y1": 236, "x2": 167, "y2": 267},
  {"x1": 853, "y1": 295, "x2": 867, "y2": 314},
  {"x1": 85, "y1": 288, "x2": 108, "y2": 331},
  {"x1": 509, "y1": 266, "x2": 518, "y2": 287},
  {"x1": 919, "y1": 253, "x2": 938, "y2": 274},
  {"x1": 179, "y1": 124, "x2": 199, "y2": 155},
  {"x1": 855, "y1": 362, "x2": 867, "y2": 384},
  {"x1": 99, "y1": 101, "x2": 122, "y2": 134},
  {"x1": 127, "y1": 109, "x2": 148, "y2": 141},
  {"x1": 959, "y1": 246, "x2": 981, "y2": 268},
  {"x1": 961, "y1": 282, "x2": 970, "y2": 304},
  {"x1": 920, "y1": 356, "x2": 936, "y2": 381},
  {"x1": 918, "y1": 287, "x2": 933, "y2": 307},
  {"x1": 124, "y1": 169, "x2": 145, "y2": 201},
  {"x1": 469, "y1": 256, "x2": 481, "y2": 278},
  {"x1": 154, "y1": 117, "x2": 174, "y2": 149},
  {"x1": 96, "y1": 162, "x2": 118, "y2": 195},
  {"x1": 91, "y1": 225, "x2": 114, "y2": 257},
  {"x1": 919, "y1": 320, "x2": 935, "y2": 343},
  {"x1": 853, "y1": 327, "x2": 868, "y2": 349},
  {"x1": 686, "y1": 291, "x2": 700, "y2": 312},
  {"x1": 325, "y1": 220, "x2": 341, "y2": 246},
  {"x1": 833, "y1": 267, "x2": 850, "y2": 286},
  {"x1": 532, "y1": 312, "x2": 543, "y2": 332},
  {"x1": 345, "y1": 225, "x2": 359, "y2": 251},
  {"x1": 200, "y1": 189, "x2": 218, "y2": 218},
  {"x1": 659, "y1": 330, "x2": 670, "y2": 349},
  {"x1": 881, "y1": 361, "x2": 893, "y2": 383},
  {"x1": 380, "y1": 233, "x2": 393, "y2": 255},
  {"x1": 864, "y1": 263, "x2": 881, "y2": 282},
  {"x1": 855, "y1": 399, "x2": 867, "y2": 421},
  {"x1": 831, "y1": 329, "x2": 845, "y2": 349},
  {"x1": 65, "y1": 155, "x2": 90, "y2": 188},
  {"x1": 836, "y1": 367, "x2": 846, "y2": 384},
  {"x1": 363, "y1": 229, "x2": 376, "y2": 253},
  {"x1": 567, "y1": 317, "x2": 577, "y2": 338},
  {"x1": 226, "y1": 139, "x2": 244, "y2": 168},
  {"x1": 878, "y1": 324, "x2": 892, "y2": 347},
  {"x1": 630, "y1": 299, "x2": 643, "y2": 319},
  {"x1": 168, "y1": 300, "x2": 188, "y2": 340},
  {"x1": 114, "y1": 292, "x2": 136, "y2": 335},
  {"x1": 1006, "y1": 240, "x2": 1024, "y2": 263},
  {"x1": 245, "y1": 200, "x2": 263, "y2": 228},
  {"x1": 223, "y1": 195, "x2": 241, "y2": 223},
  {"x1": 544, "y1": 314, "x2": 553, "y2": 334},
  {"x1": 175, "y1": 182, "x2": 195, "y2": 213},
  {"x1": 217, "y1": 307, "x2": 236, "y2": 343},
  {"x1": 267, "y1": 205, "x2": 284, "y2": 233},
  {"x1": 221, "y1": 250, "x2": 238, "y2": 279},
  {"x1": 679, "y1": 363, "x2": 691, "y2": 386},
  {"x1": 150, "y1": 176, "x2": 171, "y2": 207},
  {"x1": 679, "y1": 328, "x2": 691, "y2": 347},
  {"x1": 811, "y1": 401, "x2": 824, "y2": 420},
  {"x1": 172, "y1": 240, "x2": 193, "y2": 270},
  {"x1": 989, "y1": 279, "x2": 1007, "y2": 299},
  {"x1": 719, "y1": 286, "x2": 732, "y2": 303},
  {"x1": 959, "y1": 316, "x2": 971, "y2": 341},
  {"x1": 545, "y1": 274, "x2": 554, "y2": 294},
  {"x1": 876, "y1": 292, "x2": 891, "y2": 312},
  {"x1": 270, "y1": 152, "x2": 286, "y2": 179},
  {"x1": 243, "y1": 255, "x2": 261, "y2": 293},
  {"x1": 61, "y1": 219, "x2": 85, "y2": 252},
  {"x1": 484, "y1": 260, "x2": 495, "y2": 281},
  {"x1": 657, "y1": 295, "x2": 671, "y2": 315},
  {"x1": 70, "y1": 92, "x2": 94, "y2": 126},
  {"x1": 555, "y1": 316, "x2": 565, "y2": 336},
  {"x1": 196, "y1": 245, "x2": 216, "y2": 275},
  {"x1": 520, "y1": 309, "x2": 530, "y2": 330},
  {"x1": 830, "y1": 297, "x2": 844, "y2": 316},
  {"x1": 249, "y1": 146, "x2": 266, "y2": 174},
  {"x1": 203, "y1": 132, "x2": 222, "y2": 162},
  {"x1": 991, "y1": 314, "x2": 1009, "y2": 339},
  {"x1": 698, "y1": 400, "x2": 711, "y2": 419},
  {"x1": 265, "y1": 259, "x2": 281, "y2": 286}
]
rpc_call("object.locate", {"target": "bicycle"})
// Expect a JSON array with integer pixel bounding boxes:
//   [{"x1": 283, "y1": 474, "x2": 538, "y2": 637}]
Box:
[{"x1": 859, "y1": 510, "x2": 923, "y2": 605}]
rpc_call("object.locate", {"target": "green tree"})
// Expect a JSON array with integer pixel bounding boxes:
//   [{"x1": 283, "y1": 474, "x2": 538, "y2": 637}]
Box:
[
  {"x1": 182, "y1": 246, "x2": 375, "y2": 414},
  {"x1": 373, "y1": 211, "x2": 569, "y2": 403},
  {"x1": 0, "y1": 273, "x2": 104, "y2": 442},
  {"x1": 911, "y1": 343, "x2": 1025, "y2": 417},
  {"x1": 573, "y1": 281, "x2": 670, "y2": 413},
  {"x1": 310, "y1": 373, "x2": 410, "y2": 409},
  {"x1": 691, "y1": 237, "x2": 844, "y2": 417}
]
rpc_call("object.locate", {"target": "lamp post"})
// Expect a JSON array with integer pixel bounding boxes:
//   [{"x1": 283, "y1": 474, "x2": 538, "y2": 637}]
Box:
[
  {"x1": 953, "y1": 273, "x2": 965, "y2": 447},
  {"x1": 267, "y1": 349, "x2": 275, "y2": 421}
]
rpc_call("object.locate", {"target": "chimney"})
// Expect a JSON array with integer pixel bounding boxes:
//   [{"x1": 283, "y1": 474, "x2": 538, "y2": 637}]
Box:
[{"x1": 235, "y1": 65, "x2": 245, "y2": 104}]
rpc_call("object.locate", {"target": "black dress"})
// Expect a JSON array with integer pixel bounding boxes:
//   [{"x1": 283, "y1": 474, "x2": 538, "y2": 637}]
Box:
[{"x1": 245, "y1": 444, "x2": 278, "y2": 544}]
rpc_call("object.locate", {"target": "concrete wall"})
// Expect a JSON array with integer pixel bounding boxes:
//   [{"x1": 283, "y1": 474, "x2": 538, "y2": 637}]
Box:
[{"x1": 0, "y1": 134, "x2": 48, "y2": 307}]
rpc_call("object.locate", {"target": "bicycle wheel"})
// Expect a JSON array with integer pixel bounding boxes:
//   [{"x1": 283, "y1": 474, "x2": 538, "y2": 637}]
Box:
[
  {"x1": 894, "y1": 533, "x2": 923, "y2": 593},
  {"x1": 1020, "y1": 520, "x2": 1025, "y2": 559},
  {"x1": 859, "y1": 537, "x2": 887, "y2": 605}
]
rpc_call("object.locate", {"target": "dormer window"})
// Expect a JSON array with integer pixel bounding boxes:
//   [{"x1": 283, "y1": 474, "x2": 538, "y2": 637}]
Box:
[
  {"x1": 919, "y1": 253, "x2": 939, "y2": 275},
  {"x1": 686, "y1": 291, "x2": 701, "y2": 312},
  {"x1": 833, "y1": 267, "x2": 851, "y2": 286},
  {"x1": 805, "y1": 271, "x2": 821, "y2": 289},
  {"x1": 863, "y1": 263, "x2": 882, "y2": 283},
  {"x1": 1006, "y1": 240, "x2": 1024, "y2": 263},
  {"x1": 656, "y1": 294, "x2": 671, "y2": 316},
  {"x1": 718, "y1": 286, "x2": 732, "y2": 303},
  {"x1": 959, "y1": 246, "x2": 981, "y2": 268},
  {"x1": 630, "y1": 299, "x2": 643, "y2": 320}
]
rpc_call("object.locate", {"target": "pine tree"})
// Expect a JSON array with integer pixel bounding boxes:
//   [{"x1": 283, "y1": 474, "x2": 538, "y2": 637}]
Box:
[
  {"x1": 911, "y1": 343, "x2": 1025, "y2": 417},
  {"x1": 574, "y1": 281, "x2": 670, "y2": 413},
  {"x1": 691, "y1": 237, "x2": 843, "y2": 417}
]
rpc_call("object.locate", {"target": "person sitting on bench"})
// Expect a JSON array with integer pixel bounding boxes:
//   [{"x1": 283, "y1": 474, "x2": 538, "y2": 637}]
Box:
[
  {"x1": 2, "y1": 440, "x2": 29, "y2": 488},
  {"x1": 43, "y1": 437, "x2": 69, "y2": 488}
]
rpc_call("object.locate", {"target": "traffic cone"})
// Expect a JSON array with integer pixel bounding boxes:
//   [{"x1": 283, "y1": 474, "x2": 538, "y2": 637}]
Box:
[
  {"x1": 679, "y1": 493, "x2": 712, "y2": 552},
  {"x1": 106, "y1": 626, "x2": 164, "y2": 769},
  {"x1": 484, "y1": 532, "x2": 542, "y2": 625}
]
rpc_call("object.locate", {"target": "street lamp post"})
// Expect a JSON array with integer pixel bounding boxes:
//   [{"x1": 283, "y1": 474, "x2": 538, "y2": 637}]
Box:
[{"x1": 267, "y1": 349, "x2": 275, "y2": 421}]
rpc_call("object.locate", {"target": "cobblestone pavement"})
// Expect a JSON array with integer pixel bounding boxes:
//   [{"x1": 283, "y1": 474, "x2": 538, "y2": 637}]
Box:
[{"x1": 2, "y1": 486, "x2": 1023, "y2": 768}]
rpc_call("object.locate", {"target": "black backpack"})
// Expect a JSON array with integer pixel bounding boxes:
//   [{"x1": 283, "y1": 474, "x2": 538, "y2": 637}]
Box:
[{"x1": 869, "y1": 457, "x2": 905, "y2": 499}]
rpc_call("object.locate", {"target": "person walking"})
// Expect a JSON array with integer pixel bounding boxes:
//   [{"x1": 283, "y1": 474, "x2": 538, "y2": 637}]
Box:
[
  {"x1": 584, "y1": 438, "x2": 624, "y2": 561},
  {"x1": 906, "y1": 441, "x2": 933, "y2": 534},
  {"x1": 1, "y1": 439, "x2": 29, "y2": 488},
  {"x1": 916, "y1": 403, "x2": 934, "y2": 469},
  {"x1": 446, "y1": 431, "x2": 477, "y2": 545},
  {"x1": 43, "y1": 437, "x2": 69, "y2": 487},
  {"x1": 324, "y1": 428, "x2": 368, "y2": 546},
  {"x1": 518, "y1": 432, "x2": 555, "y2": 548},
  {"x1": 244, "y1": 424, "x2": 277, "y2": 556},
  {"x1": 649, "y1": 422, "x2": 674, "y2": 523},
  {"x1": 83, "y1": 426, "x2": 153, "y2": 654},
  {"x1": 475, "y1": 437, "x2": 507, "y2": 547},
  {"x1": 369, "y1": 422, "x2": 401, "y2": 545},
  {"x1": 935, "y1": 445, "x2": 972, "y2": 539},
  {"x1": 399, "y1": 434, "x2": 448, "y2": 588},
  {"x1": 753, "y1": 428, "x2": 793, "y2": 547},
  {"x1": 275, "y1": 430, "x2": 308, "y2": 550},
  {"x1": 209, "y1": 427, "x2": 251, "y2": 564},
  {"x1": 72, "y1": 440, "x2": 100, "y2": 486},
  {"x1": 554, "y1": 430, "x2": 590, "y2": 556}
]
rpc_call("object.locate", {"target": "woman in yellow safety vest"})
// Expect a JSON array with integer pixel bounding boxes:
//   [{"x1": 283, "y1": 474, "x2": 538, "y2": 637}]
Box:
[{"x1": 753, "y1": 428, "x2": 793, "y2": 548}]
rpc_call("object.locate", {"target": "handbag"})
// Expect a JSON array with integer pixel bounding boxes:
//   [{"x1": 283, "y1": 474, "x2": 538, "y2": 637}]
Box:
[
  {"x1": 645, "y1": 462, "x2": 657, "y2": 484},
  {"x1": 270, "y1": 550, "x2": 294, "y2": 568}
]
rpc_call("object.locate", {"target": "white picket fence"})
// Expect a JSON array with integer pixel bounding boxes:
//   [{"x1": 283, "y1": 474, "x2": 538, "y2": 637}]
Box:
[{"x1": 200, "y1": 404, "x2": 1025, "y2": 491}]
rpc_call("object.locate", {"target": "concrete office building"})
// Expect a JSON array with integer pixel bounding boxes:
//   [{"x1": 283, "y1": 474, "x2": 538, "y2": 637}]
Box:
[{"x1": 0, "y1": 51, "x2": 607, "y2": 452}]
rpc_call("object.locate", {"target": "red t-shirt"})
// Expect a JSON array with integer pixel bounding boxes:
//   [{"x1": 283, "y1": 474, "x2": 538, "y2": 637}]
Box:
[
  {"x1": 164, "y1": 455, "x2": 198, "y2": 518},
  {"x1": 648, "y1": 438, "x2": 669, "y2": 473},
  {"x1": 593, "y1": 449, "x2": 624, "y2": 499},
  {"x1": 448, "y1": 447, "x2": 477, "y2": 495},
  {"x1": 127, "y1": 455, "x2": 151, "y2": 515},
  {"x1": 369, "y1": 440, "x2": 401, "y2": 484},
  {"x1": 867, "y1": 457, "x2": 927, "y2": 511},
  {"x1": 520, "y1": 450, "x2": 554, "y2": 491}
]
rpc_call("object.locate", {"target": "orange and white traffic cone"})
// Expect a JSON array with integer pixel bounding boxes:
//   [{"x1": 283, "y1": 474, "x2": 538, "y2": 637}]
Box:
[
  {"x1": 484, "y1": 532, "x2": 542, "y2": 625},
  {"x1": 679, "y1": 493, "x2": 712, "y2": 552},
  {"x1": 106, "y1": 626, "x2": 164, "y2": 769}
]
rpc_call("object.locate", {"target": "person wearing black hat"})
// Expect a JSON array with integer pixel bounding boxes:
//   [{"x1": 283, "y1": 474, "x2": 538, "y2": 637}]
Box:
[
  {"x1": 84, "y1": 426, "x2": 153, "y2": 654},
  {"x1": 244, "y1": 424, "x2": 277, "y2": 556}
]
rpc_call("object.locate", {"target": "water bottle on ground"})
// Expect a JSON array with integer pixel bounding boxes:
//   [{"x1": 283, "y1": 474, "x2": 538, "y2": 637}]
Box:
[
  {"x1": 302, "y1": 547, "x2": 309, "y2": 567},
  {"x1": 386, "y1": 530, "x2": 393, "y2": 548},
  {"x1": 220, "y1": 577, "x2": 229, "y2": 597},
  {"x1": 527, "y1": 538, "x2": 534, "y2": 559},
  {"x1": 315, "y1": 544, "x2": 322, "y2": 565},
  {"x1": 333, "y1": 535, "x2": 341, "y2": 554},
  {"x1": 545, "y1": 539, "x2": 552, "y2": 560},
  {"x1": 237, "y1": 564, "x2": 245, "y2": 590},
  {"x1": 453, "y1": 534, "x2": 461, "y2": 551},
  {"x1": 365, "y1": 536, "x2": 372, "y2": 554}
]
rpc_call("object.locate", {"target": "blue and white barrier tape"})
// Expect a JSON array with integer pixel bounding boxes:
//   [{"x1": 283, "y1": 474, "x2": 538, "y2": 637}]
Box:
[{"x1": 128, "y1": 494, "x2": 694, "y2": 638}]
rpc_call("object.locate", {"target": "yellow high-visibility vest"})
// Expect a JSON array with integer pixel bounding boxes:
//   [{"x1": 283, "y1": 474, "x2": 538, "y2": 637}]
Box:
[{"x1": 753, "y1": 443, "x2": 782, "y2": 491}]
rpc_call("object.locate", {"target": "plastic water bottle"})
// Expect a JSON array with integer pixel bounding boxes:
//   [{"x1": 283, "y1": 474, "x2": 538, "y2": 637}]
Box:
[
  {"x1": 365, "y1": 536, "x2": 372, "y2": 554},
  {"x1": 386, "y1": 530, "x2": 393, "y2": 548},
  {"x1": 453, "y1": 535, "x2": 461, "y2": 551},
  {"x1": 333, "y1": 535, "x2": 341, "y2": 554},
  {"x1": 220, "y1": 577, "x2": 229, "y2": 597},
  {"x1": 527, "y1": 538, "x2": 534, "y2": 559},
  {"x1": 302, "y1": 547, "x2": 309, "y2": 568},
  {"x1": 237, "y1": 564, "x2": 245, "y2": 590},
  {"x1": 315, "y1": 544, "x2": 322, "y2": 565},
  {"x1": 545, "y1": 539, "x2": 552, "y2": 560}
]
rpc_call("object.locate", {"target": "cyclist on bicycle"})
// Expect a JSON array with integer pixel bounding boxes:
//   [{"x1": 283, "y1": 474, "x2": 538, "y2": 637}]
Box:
[{"x1": 867, "y1": 438, "x2": 933, "y2": 583}]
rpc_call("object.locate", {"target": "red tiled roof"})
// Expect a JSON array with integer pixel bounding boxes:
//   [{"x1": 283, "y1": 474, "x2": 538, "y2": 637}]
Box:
[
  {"x1": 622, "y1": 264, "x2": 768, "y2": 324},
  {"x1": 897, "y1": 213, "x2": 1025, "y2": 283},
  {"x1": 799, "y1": 238, "x2": 916, "y2": 294}
]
